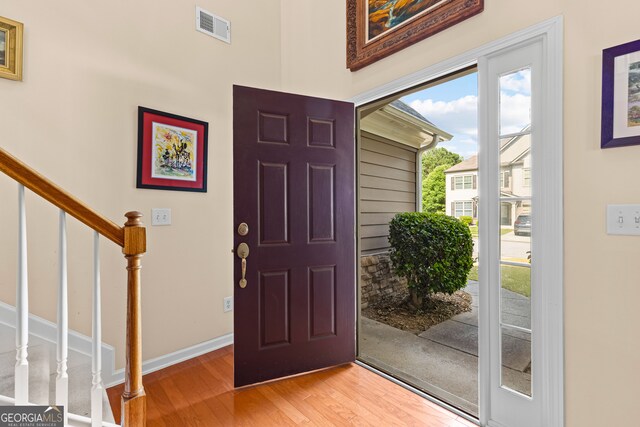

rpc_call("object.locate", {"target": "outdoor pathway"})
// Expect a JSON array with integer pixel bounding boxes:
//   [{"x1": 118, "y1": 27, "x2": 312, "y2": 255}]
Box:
[{"x1": 359, "y1": 281, "x2": 531, "y2": 418}]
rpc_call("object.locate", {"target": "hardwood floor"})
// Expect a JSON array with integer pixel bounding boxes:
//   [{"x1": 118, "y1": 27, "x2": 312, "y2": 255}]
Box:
[{"x1": 107, "y1": 345, "x2": 476, "y2": 426}]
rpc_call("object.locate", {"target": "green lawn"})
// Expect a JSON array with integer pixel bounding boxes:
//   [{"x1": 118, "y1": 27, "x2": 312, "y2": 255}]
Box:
[
  {"x1": 468, "y1": 226, "x2": 512, "y2": 238},
  {"x1": 467, "y1": 264, "x2": 531, "y2": 297}
]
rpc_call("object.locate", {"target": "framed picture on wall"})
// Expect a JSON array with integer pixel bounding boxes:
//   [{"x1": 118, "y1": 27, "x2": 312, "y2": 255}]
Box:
[
  {"x1": 137, "y1": 107, "x2": 209, "y2": 192},
  {"x1": 0, "y1": 15, "x2": 24, "y2": 81},
  {"x1": 346, "y1": 0, "x2": 484, "y2": 71},
  {"x1": 602, "y1": 39, "x2": 640, "y2": 148}
]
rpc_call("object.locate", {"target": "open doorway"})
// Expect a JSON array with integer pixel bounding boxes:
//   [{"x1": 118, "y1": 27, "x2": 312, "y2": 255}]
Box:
[
  {"x1": 356, "y1": 57, "x2": 538, "y2": 419},
  {"x1": 357, "y1": 68, "x2": 483, "y2": 417}
]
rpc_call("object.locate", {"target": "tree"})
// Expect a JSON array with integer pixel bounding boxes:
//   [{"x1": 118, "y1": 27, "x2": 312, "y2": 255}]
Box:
[
  {"x1": 421, "y1": 147, "x2": 462, "y2": 178},
  {"x1": 422, "y1": 164, "x2": 448, "y2": 213}
]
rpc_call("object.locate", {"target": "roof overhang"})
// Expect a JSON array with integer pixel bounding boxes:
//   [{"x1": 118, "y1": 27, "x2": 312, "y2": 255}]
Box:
[{"x1": 360, "y1": 104, "x2": 452, "y2": 150}]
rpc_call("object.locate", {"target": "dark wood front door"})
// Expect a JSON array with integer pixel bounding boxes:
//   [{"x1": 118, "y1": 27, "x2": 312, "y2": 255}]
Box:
[{"x1": 233, "y1": 85, "x2": 355, "y2": 387}]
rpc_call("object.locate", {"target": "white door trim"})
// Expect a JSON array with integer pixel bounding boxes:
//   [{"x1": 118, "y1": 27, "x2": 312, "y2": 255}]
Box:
[{"x1": 350, "y1": 16, "x2": 563, "y2": 427}]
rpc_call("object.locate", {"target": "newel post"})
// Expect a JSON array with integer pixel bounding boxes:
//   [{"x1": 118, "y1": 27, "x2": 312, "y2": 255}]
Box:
[{"x1": 121, "y1": 212, "x2": 146, "y2": 427}]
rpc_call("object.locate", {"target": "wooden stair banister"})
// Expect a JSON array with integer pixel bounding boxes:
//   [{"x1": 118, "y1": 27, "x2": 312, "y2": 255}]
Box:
[
  {"x1": 0, "y1": 148, "x2": 124, "y2": 247},
  {"x1": 121, "y1": 212, "x2": 146, "y2": 426},
  {"x1": 0, "y1": 147, "x2": 146, "y2": 427}
]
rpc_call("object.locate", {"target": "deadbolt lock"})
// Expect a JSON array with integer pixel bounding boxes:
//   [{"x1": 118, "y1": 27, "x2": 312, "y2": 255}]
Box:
[{"x1": 237, "y1": 222, "x2": 249, "y2": 236}]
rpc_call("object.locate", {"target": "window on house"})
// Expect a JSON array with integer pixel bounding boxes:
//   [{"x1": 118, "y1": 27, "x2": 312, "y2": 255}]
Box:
[
  {"x1": 523, "y1": 168, "x2": 531, "y2": 187},
  {"x1": 454, "y1": 201, "x2": 473, "y2": 218},
  {"x1": 500, "y1": 171, "x2": 510, "y2": 189},
  {"x1": 454, "y1": 175, "x2": 473, "y2": 190}
]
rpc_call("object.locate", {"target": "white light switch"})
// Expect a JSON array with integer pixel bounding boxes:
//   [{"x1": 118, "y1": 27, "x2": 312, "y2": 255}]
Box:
[
  {"x1": 607, "y1": 204, "x2": 640, "y2": 235},
  {"x1": 151, "y1": 208, "x2": 172, "y2": 226}
]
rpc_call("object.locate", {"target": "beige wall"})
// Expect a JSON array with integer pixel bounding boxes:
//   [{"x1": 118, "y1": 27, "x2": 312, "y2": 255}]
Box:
[
  {"x1": 0, "y1": 0, "x2": 282, "y2": 369},
  {"x1": 281, "y1": 1, "x2": 640, "y2": 426},
  {"x1": 1, "y1": 0, "x2": 639, "y2": 425}
]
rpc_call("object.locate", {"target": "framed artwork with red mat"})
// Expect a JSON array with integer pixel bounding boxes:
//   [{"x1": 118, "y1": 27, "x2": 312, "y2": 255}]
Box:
[{"x1": 137, "y1": 107, "x2": 208, "y2": 192}]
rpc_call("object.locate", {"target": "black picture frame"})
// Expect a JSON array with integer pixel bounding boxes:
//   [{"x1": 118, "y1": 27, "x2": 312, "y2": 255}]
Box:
[{"x1": 136, "y1": 107, "x2": 209, "y2": 192}]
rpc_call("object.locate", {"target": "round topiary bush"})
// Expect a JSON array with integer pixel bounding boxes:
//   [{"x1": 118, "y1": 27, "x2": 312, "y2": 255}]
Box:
[{"x1": 388, "y1": 212, "x2": 473, "y2": 307}]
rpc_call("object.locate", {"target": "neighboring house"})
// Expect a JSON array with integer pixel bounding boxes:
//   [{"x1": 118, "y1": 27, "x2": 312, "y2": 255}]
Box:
[
  {"x1": 445, "y1": 127, "x2": 531, "y2": 227},
  {"x1": 498, "y1": 128, "x2": 532, "y2": 226},
  {"x1": 444, "y1": 155, "x2": 479, "y2": 222}
]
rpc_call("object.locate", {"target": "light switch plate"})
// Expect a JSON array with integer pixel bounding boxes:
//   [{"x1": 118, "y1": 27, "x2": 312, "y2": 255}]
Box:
[
  {"x1": 607, "y1": 204, "x2": 640, "y2": 235},
  {"x1": 151, "y1": 208, "x2": 172, "y2": 226}
]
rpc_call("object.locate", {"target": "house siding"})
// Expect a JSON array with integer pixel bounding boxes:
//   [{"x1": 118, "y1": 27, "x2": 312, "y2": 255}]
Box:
[{"x1": 359, "y1": 131, "x2": 417, "y2": 255}]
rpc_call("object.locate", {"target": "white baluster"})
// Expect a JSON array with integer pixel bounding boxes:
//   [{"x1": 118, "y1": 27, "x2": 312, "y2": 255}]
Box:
[
  {"x1": 15, "y1": 184, "x2": 29, "y2": 405},
  {"x1": 91, "y1": 232, "x2": 103, "y2": 427},
  {"x1": 56, "y1": 210, "x2": 69, "y2": 425}
]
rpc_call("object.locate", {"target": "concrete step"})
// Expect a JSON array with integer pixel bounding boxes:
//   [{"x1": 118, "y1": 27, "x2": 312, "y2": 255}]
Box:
[{"x1": 418, "y1": 319, "x2": 531, "y2": 372}]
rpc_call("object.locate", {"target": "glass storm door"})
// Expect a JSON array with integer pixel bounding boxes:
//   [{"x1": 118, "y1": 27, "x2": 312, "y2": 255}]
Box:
[{"x1": 478, "y1": 33, "x2": 562, "y2": 427}]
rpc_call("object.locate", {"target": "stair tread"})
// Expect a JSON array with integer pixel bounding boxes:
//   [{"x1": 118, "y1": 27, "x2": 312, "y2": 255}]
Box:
[{"x1": 0, "y1": 324, "x2": 115, "y2": 423}]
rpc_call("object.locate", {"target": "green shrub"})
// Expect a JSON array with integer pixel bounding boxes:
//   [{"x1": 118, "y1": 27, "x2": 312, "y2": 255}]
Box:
[
  {"x1": 389, "y1": 212, "x2": 473, "y2": 305},
  {"x1": 459, "y1": 215, "x2": 473, "y2": 226}
]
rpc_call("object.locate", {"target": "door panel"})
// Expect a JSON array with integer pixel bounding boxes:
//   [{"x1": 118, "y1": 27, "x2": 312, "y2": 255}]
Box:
[
  {"x1": 259, "y1": 162, "x2": 289, "y2": 245},
  {"x1": 259, "y1": 270, "x2": 290, "y2": 348},
  {"x1": 233, "y1": 85, "x2": 355, "y2": 387},
  {"x1": 309, "y1": 266, "x2": 337, "y2": 338},
  {"x1": 308, "y1": 164, "x2": 335, "y2": 242}
]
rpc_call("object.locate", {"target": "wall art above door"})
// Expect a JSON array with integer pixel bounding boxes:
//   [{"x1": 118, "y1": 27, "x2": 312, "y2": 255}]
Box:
[{"x1": 346, "y1": 0, "x2": 483, "y2": 71}]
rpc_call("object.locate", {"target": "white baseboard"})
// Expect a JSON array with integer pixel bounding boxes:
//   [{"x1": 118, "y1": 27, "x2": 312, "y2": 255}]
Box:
[
  {"x1": 0, "y1": 300, "x2": 234, "y2": 388},
  {"x1": 105, "y1": 332, "x2": 233, "y2": 387}
]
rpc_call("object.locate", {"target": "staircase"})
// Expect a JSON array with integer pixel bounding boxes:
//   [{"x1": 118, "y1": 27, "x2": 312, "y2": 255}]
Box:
[
  {"x1": 0, "y1": 324, "x2": 115, "y2": 424},
  {"x1": 0, "y1": 148, "x2": 147, "y2": 426}
]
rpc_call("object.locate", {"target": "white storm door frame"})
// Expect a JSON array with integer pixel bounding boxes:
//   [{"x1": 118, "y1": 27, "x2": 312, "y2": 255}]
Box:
[
  {"x1": 478, "y1": 32, "x2": 563, "y2": 427},
  {"x1": 351, "y1": 17, "x2": 563, "y2": 427}
]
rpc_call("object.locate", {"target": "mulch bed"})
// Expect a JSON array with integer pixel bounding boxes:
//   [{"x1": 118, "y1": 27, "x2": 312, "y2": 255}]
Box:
[{"x1": 363, "y1": 291, "x2": 472, "y2": 335}]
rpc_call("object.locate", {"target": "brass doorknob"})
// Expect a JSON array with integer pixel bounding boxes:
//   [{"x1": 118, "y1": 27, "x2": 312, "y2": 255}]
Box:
[{"x1": 237, "y1": 243, "x2": 249, "y2": 288}]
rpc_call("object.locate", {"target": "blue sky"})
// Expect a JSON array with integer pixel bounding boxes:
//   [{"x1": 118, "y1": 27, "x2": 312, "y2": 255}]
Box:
[
  {"x1": 403, "y1": 73, "x2": 478, "y2": 105},
  {"x1": 401, "y1": 70, "x2": 531, "y2": 159},
  {"x1": 402, "y1": 73, "x2": 478, "y2": 159}
]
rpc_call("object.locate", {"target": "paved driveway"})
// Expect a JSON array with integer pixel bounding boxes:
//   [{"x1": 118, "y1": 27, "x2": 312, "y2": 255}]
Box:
[{"x1": 473, "y1": 232, "x2": 531, "y2": 261}]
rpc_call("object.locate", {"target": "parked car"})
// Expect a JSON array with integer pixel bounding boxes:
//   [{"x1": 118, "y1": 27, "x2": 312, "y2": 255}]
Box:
[{"x1": 514, "y1": 214, "x2": 531, "y2": 236}]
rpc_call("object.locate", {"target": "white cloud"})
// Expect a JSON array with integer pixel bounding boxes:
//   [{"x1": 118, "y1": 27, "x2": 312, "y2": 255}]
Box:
[
  {"x1": 409, "y1": 96, "x2": 478, "y2": 158},
  {"x1": 409, "y1": 95, "x2": 478, "y2": 139},
  {"x1": 500, "y1": 93, "x2": 531, "y2": 134},
  {"x1": 500, "y1": 69, "x2": 531, "y2": 95},
  {"x1": 408, "y1": 91, "x2": 530, "y2": 152}
]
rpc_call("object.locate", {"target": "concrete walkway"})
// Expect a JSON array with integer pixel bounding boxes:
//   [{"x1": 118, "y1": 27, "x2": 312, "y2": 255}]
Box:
[{"x1": 359, "y1": 281, "x2": 531, "y2": 417}]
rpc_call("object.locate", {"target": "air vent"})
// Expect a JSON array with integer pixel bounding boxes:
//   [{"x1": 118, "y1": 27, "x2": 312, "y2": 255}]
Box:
[{"x1": 195, "y1": 6, "x2": 230, "y2": 44}]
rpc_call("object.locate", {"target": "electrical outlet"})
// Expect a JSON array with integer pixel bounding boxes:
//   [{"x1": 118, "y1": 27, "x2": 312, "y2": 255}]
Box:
[
  {"x1": 151, "y1": 208, "x2": 172, "y2": 226},
  {"x1": 223, "y1": 296, "x2": 233, "y2": 312}
]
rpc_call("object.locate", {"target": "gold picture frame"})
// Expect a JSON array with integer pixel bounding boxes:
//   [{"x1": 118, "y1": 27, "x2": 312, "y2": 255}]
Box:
[{"x1": 0, "y1": 15, "x2": 23, "y2": 81}]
